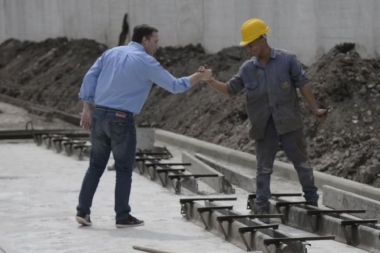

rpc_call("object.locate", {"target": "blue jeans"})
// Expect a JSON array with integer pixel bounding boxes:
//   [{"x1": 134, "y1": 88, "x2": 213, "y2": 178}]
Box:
[
  {"x1": 254, "y1": 117, "x2": 319, "y2": 208},
  {"x1": 77, "y1": 107, "x2": 136, "y2": 221}
]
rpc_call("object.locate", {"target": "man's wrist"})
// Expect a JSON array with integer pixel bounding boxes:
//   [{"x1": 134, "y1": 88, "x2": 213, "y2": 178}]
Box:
[{"x1": 205, "y1": 77, "x2": 215, "y2": 83}]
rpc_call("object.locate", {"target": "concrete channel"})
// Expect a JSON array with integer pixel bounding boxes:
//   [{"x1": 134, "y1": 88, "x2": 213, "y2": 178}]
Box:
[
  {"x1": 1, "y1": 96, "x2": 379, "y2": 253},
  {"x1": 13, "y1": 127, "x2": 378, "y2": 253}
]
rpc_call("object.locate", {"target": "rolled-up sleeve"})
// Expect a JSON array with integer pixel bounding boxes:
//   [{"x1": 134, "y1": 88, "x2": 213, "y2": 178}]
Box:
[
  {"x1": 145, "y1": 56, "x2": 190, "y2": 94},
  {"x1": 290, "y1": 54, "x2": 308, "y2": 88},
  {"x1": 78, "y1": 55, "x2": 104, "y2": 104},
  {"x1": 227, "y1": 68, "x2": 245, "y2": 96}
]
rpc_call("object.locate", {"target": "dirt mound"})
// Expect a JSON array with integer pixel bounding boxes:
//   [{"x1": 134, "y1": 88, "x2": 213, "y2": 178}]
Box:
[
  {"x1": 301, "y1": 43, "x2": 380, "y2": 186},
  {"x1": 1, "y1": 38, "x2": 380, "y2": 187},
  {"x1": 0, "y1": 38, "x2": 107, "y2": 114}
]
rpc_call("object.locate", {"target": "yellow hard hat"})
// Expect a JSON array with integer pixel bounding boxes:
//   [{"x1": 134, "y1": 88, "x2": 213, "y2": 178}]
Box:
[{"x1": 240, "y1": 18, "x2": 270, "y2": 46}]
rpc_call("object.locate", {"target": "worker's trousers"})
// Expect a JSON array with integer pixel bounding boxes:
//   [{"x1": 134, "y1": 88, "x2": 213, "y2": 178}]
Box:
[{"x1": 254, "y1": 117, "x2": 319, "y2": 208}]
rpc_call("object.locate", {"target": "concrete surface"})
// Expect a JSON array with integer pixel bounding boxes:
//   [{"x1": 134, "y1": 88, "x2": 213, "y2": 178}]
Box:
[
  {"x1": 0, "y1": 141, "x2": 248, "y2": 253},
  {"x1": 323, "y1": 185, "x2": 380, "y2": 222},
  {"x1": 1, "y1": 0, "x2": 380, "y2": 65}
]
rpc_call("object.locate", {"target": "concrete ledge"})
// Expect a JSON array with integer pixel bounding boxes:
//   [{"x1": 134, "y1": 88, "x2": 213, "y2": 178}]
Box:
[
  {"x1": 181, "y1": 151, "x2": 235, "y2": 194},
  {"x1": 155, "y1": 129, "x2": 380, "y2": 202},
  {"x1": 195, "y1": 153, "x2": 255, "y2": 193},
  {"x1": 0, "y1": 94, "x2": 81, "y2": 125},
  {"x1": 323, "y1": 185, "x2": 380, "y2": 222}
]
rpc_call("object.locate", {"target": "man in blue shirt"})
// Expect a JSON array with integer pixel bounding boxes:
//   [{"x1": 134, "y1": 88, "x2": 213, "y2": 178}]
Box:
[
  {"x1": 75, "y1": 24, "x2": 212, "y2": 228},
  {"x1": 203, "y1": 19, "x2": 327, "y2": 220}
]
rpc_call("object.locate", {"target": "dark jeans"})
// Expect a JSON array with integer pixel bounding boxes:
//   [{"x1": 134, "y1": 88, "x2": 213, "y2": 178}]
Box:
[
  {"x1": 254, "y1": 117, "x2": 319, "y2": 208},
  {"x1": 77, "y1": 107, "x2": 136, "y2": 221}
]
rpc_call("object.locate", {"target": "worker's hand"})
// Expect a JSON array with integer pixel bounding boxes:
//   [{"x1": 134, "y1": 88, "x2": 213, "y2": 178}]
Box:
[
  {"x1": 197, "y1": 64, "x2": 208, "y2": 73},
  {"x1": 200, "y1": 68, "x2": 213, "y2": 81},
  {"x1": 80, "y1": 108, "x2": 93, "y2": 131},
  {"x1": 314, "y1": 108, "x2": 328, "y2": 122}
]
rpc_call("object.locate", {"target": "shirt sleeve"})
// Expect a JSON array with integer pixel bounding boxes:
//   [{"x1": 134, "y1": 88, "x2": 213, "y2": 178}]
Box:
[
  {"x1": 145, "y1": 56, "x2": 190, "y2": 94},
  {"x1": 78, "y1": 55, "x2": 104, "y2": 104},
  {"x1": 226, "y1": 67, "x2": 245, "y2": 96},
  {"x1": 290, "y1": 54, "x2": 308, "y2": 88}
]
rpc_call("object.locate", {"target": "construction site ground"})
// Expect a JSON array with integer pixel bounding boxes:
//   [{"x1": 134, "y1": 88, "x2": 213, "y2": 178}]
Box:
[
  {"x1": 1, "y1": 38, "x2": 380, "y2": 189},
  {"x1": 0, "y1": 98, "x2": 369, "y2": 253}
]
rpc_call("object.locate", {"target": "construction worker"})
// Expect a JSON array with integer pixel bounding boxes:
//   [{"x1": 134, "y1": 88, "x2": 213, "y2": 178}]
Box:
[
  {"x1": 76, "y1": 24, "x2": 212, "y2": 228},
  {"x1": 203, "y1": 18, "x2": 326, "y2": 216}
]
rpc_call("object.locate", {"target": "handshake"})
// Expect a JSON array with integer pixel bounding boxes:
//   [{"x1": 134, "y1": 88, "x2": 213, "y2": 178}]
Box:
[{"x1": 196, "y1": 65, "x2": 213, "y2": 82}]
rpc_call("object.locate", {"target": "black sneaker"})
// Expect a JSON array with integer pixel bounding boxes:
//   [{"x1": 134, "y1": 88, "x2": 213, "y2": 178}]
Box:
[
  {"x1": 116, "y1": 214, "x2": 144, "y2": 228},
  {"x1": 76, "y1": 211, "x2": 92, "y2": 226}
]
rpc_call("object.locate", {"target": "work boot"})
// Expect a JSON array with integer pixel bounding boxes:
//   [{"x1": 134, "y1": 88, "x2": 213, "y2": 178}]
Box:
[
  {"x1": 76, "y1": 211, "x2": 92, "y2": 226},
  {"x1": 309, "y1": 201, "x2": 318, "y2": 207},
  {"x1": 116, "y1": 214, "x2": 144, "y2": 228},
  {"x1": 253, "y1": 204, "x2": 270, "y2": 223}
]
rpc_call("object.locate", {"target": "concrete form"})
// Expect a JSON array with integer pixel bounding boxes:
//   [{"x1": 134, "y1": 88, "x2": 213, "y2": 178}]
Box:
[
  {"x1": 181, "y1": 151, "x2": 234, "y2": 194},
  {"x1": 153, "y1": 129, "x2": 380, "y2": 253},
  {"x1": 155, "y1": 129, "x2": 380, "y2": 203}
]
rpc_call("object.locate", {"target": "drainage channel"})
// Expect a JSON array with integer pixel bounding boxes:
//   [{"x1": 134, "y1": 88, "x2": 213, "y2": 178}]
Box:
[
  {"x1": 180, "y1": 196, "x2": 336, "y2": 253},
  {"x1": 3, "y1": 129, "x2": 379, "y2": 253},
  {"x1": 245, "y1": 195, "x2": 380, "y2": 252}
]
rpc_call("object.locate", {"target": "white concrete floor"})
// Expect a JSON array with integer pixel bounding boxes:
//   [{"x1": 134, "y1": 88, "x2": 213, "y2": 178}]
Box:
[{"x1": 0, "y1": 141, "x2": 249, "y2": 253}]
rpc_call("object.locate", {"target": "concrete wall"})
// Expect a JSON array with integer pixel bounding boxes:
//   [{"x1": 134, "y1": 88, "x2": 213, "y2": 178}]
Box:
[{"x1": 0, "y1": 0, "x2": 379, "y2": 65}]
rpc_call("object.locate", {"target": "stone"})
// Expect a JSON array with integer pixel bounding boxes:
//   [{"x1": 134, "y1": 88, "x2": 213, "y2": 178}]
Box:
[
  {"x1": 363, "y1": 116, "x2": 373, "y2": 124},
  {"x1": 356, "y1": 75, "x2": 367, "y2": 84},
  {"x1": 367, "y1": 83, "x2": 376, "y2": 89},
  {"x1": 358, "y1": 87, "x2": 367, "y2": 95},
  {"x1": 315, "y1": 136, "x2": 325, "y2": 143}
]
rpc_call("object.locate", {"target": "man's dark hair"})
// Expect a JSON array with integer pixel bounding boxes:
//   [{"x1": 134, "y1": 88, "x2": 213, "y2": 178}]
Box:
[{"x1": 132, "y1": 24, "x2": 158, "y2": 43}]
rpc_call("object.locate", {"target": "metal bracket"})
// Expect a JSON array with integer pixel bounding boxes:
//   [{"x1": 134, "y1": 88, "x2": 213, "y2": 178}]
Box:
[
  {"x1": 217, "y1": 215, "x2": 282, "y2": 241},
  {"x1": 247, "y1": 193, "x2": 302, "y2": 210},
  {"x1": 239, "y1": 225, "x2": 279, "y2": 251},
  {"x1": 147, "y1": 165, "x2": 156, "y2": 180},
  {"x1": 168, "y1": 174, "x2": 218, "y2": 194},
  {"x1": 275, "y1": 201, "x2": 313, "y2": 224},
  {"x1": 197, "y1": 206, "x2": 233, "y2": 230},
  {"x1": 180, "y1": 197, "x2": 237, "y2": 219},
  {"x1": 156, "y1": 168, "x2": 185, "y2": 187},
  {"x1": 306, "y1": 210, "x2": 366, "y2": 233},
  {"x1": 341, "y1": 219, "x2": 377, "y2": 245},
  {"x1": 263, "y1": 236, "x2": 335, "y2": 253}
]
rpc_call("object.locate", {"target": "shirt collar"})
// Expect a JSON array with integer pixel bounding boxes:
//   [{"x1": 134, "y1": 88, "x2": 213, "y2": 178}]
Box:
[
  {"x1": 128, "y1": 41, "x2": 145, "y2": 52},
  {"x1": 251, "y1": 47, "x2": 276, "y2": 66},
  {"x1": 270, "y1": 47, "x2": 277, "y2": 58}
]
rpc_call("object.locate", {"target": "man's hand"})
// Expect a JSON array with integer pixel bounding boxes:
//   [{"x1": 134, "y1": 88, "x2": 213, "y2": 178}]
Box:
[
  {"x1": 314, "y1": 108, "x2": 328, "y2": 122},
  {"x1": 197, "y1": 65, "x2": 213, "y2": 81},
  {"x1": 80, "y1": 102, "x2": 94, "y2": 130}
]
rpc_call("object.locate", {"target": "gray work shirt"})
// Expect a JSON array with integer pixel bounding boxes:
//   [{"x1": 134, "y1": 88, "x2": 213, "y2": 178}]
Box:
[{"x1": 227, "y1": 48, "x2": 308, "y2": 140}]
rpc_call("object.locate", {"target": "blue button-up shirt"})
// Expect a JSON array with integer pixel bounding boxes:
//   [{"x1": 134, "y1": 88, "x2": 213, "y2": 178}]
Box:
[
  {"x1": 227, "y1": 48, "x2": 308, "y2": 140},
  {"x1": 78, "y1": 42, "x2": 191, "y2": 114}
]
